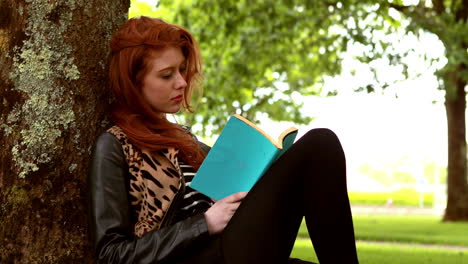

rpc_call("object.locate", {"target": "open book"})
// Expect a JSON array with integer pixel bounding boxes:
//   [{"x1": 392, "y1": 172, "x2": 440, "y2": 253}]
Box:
[{"x1": 190, "y1": 114, "x2": 298, "y2": 201}]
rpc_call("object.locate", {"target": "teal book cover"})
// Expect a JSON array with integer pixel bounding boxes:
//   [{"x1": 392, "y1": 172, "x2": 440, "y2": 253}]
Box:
[{"x1": 190, "y1": 114, "x2": 298, "y2": 201}]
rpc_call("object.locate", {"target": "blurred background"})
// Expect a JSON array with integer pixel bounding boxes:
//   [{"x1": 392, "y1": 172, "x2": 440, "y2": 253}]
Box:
[
  {"x1": 128, "y1": 2, "x2": 468, "y2": 262},
  {"x1": 130, "y1": 0, "x2": 460, "y2": 216}
]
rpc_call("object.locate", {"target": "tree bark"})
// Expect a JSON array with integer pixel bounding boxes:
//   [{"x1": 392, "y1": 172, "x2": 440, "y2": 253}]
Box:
[
  {"x1": 0, "y1": 1, "x2": 129, "y2": 263},
  {"x1": 443, "y1": 63, "x2": 468, "y2": 221}
]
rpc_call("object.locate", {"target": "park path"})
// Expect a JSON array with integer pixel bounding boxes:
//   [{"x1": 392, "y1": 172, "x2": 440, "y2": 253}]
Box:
[{"x1": 350, "y1": 205, "x2": 468, "y2": 251}]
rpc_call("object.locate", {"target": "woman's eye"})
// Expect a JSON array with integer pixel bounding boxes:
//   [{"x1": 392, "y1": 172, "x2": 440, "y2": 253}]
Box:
[{"x1": 161, "y1": 73, "x2": 172, "y2": 79}]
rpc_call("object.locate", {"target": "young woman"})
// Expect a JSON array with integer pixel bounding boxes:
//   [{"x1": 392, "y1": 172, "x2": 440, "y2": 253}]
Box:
[{"x1": 88, "y1": 16, "x2": 360, "y2": 264}]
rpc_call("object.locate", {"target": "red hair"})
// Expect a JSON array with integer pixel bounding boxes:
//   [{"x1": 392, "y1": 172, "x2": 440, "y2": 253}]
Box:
[{"x1": 108, "y1": 16, "x2": 205, "y2": 168}]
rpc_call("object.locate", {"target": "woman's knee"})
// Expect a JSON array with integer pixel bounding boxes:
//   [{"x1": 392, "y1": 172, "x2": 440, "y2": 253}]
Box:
[
  {"x1": 300, "y1": 128, "x2": 341, "y2": 146},
  {"x1": 291, "y1": 128, "x2": 345, "y2": 161}
]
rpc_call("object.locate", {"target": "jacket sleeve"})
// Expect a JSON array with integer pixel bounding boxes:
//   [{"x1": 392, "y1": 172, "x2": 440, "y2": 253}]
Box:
[{"x1": 88, "y1": 132, "x2": 210, "y2": 264}]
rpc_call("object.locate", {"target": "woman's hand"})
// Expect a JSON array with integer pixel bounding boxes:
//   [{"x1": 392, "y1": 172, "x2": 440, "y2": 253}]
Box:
[{"x1": 204, "y1": 191, "x2": 248, "y2": 235}]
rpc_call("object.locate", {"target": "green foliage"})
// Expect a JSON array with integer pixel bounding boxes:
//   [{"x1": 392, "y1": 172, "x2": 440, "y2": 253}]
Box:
[
  {"x1": 358, "y1": 163, "x2": 396, "y2": 187},
  {"x1": 389, "y1": 0, "x2": 468, "y2": 100},
  {"x1": 129, "y1": 1, "x2": 163, "y2": 18},
  {"x1": 357, "y1": 158, "x2": 447, "y2": 188},
  {"x1": 393, "y1": 171, "x2": 415, "y2": 184},
  {"x1": 146, "y1": 0, "x2": 364, "y2": 133},
  {"x1": 424, "y1": 161, "x2": 448, "y2": 184},
  {"x1": 129, "y1": 1, "x2": 467, "y2": 153}
]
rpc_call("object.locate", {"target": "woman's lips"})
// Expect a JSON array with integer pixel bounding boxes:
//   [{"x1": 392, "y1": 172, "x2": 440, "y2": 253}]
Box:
[{"x1": 172, "y1": 95, "x2": 183, "y2": 102}]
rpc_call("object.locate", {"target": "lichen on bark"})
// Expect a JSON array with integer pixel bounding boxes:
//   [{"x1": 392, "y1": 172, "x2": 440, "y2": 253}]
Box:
[{"x1": 6, "y1": 0, "x2": 80, "y2": 178}]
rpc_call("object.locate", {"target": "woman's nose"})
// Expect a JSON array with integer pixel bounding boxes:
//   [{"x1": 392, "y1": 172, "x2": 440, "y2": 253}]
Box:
[{"x1": 175, "y1": 72, "x2": 187, "y2": 90}]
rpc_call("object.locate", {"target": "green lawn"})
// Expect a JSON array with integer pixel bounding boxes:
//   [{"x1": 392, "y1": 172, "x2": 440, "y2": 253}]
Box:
[
  {"x1": 353, "y1": 215, "x2": 468, "y2": 246},
  {"x1": 292, "y1": 215, "x2": 468, "y2": 264},
  {"x1": 291, "y1": 240, "x2": 468, "y2": 264},
  {"x1": 298, "y1": 215, "x2": 468, "y2": 246}
]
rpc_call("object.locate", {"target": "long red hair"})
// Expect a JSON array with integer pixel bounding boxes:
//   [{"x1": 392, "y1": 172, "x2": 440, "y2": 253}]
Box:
[{"x1": 108, "y1": 16, "x2": 205, "y2": 168}]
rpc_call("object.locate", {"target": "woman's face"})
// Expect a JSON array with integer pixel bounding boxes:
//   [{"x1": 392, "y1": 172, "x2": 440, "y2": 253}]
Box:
[{"x1": 141, "y1": 46, "x2": 187, "y2": 116}]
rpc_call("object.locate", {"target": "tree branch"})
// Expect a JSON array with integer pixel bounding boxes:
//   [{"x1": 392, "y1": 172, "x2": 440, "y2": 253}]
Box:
[
  {"x1": 388, "y1": 2, "x2": 434, "y2": 17},
  {"x1": 455, "y1": 0, "x2": 468, "y2": 22},
  {"x1": 389, "y1": 2, "x2": 446, "y2": 40},
  {"x1": 388, "y1": 3, "x2": 411, "y2": 13},
  {"x1": 432, "y1": 0, "x2": 445, "y2": 14}
]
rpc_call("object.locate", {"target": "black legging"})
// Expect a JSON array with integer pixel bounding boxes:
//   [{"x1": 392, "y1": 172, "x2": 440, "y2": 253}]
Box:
[{"x1": 175, "y1": 128, "x2": 359, "y2": 264}]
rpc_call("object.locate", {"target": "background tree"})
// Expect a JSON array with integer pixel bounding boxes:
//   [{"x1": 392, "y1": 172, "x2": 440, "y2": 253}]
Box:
[
  {"x1": 380, "y1": 0, "x2": 467, "y2": 222},
  {"x1": 0, "y1": 0, "x2": 129, "y2": 262},
  {"x1": 153, "y1": 0, "x2": 467, "y2": 221}
]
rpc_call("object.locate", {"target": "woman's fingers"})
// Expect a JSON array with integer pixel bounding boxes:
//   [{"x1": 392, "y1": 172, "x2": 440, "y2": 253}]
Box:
[
  {"x1": 204, "y1": 192, "x2": 249, "y2": 235},
  {"x1": 223, "y1": 191, "x2": 248, "y2": 203},
  {"x1": 223, "y1": 191, "x2": 248, "y2": 214}
]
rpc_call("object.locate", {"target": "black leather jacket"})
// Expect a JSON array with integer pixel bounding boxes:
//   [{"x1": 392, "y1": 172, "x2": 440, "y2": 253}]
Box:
[{"x1": 88, "y1": 132, "x2": 211, "y2": 263}]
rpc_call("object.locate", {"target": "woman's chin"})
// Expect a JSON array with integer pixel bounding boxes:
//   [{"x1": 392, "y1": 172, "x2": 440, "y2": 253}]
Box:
[{"x1": 152, "y1": 105, "x2": 182, "y2": 116}]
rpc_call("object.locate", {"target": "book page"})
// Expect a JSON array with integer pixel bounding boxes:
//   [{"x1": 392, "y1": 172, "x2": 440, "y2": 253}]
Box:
[{"x1": 233, "y1": 114, "x2": 297, "y2": 149}]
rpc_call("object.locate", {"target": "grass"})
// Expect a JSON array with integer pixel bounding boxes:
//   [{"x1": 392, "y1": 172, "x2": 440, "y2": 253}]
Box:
[
  {"x1": 297, "y1": 215, "x2": 468, "y2": 246},
  {"x1": 348, "y1": 189, "x2": 435, "y2": 207},
  {"x1": 352, "y1": 215, "x2": 468, "y2": 246},
  {"x1": 292, "y1": 215, "x2": 468, "y2": 264},
  {"x1": 291, "y1": 240, "x2": 468, "y2": 264}
]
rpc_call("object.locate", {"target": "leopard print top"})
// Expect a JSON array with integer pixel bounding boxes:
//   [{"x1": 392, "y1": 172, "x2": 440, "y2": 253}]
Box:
[{"x1": 107, "y1": 126, "x2": 183, "y2": 237}]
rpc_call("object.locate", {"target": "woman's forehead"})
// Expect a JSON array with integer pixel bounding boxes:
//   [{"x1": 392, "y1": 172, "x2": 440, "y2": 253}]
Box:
[{"x1": 147, "y1": 46, "x2": 186, "y2": 70}]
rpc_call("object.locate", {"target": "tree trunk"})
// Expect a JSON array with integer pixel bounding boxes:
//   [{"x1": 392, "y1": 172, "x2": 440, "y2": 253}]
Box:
[
  {"x1": 387, "y1": 0, "x2": 468, "y2": 222},
  {"x1": 0, "y1": 1, "x2": 129, "y2": 263},
  {"x1": 443, "y1": 63, "x2": 468, "y2": 221}
]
